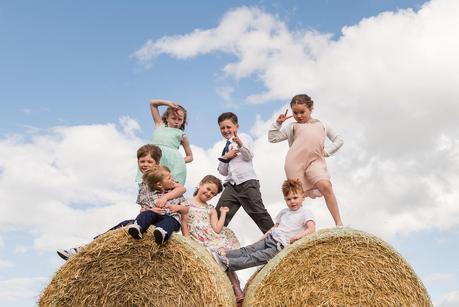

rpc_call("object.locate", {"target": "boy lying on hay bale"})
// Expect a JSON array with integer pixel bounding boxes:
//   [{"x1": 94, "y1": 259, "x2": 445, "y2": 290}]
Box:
[{"x1": 40, "y1": 228, "x2": 235, "y2": 307}]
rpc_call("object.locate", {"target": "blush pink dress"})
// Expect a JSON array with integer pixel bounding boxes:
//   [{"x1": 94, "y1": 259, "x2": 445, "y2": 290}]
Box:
[{"x1": 284, "y1": 119, "x2": 330, "y2": 193}]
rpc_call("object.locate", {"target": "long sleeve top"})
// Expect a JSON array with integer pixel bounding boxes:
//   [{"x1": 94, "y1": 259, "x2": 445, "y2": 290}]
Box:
[
  {"x1": 268, "y1": 120, "x2": 343, "y2": 157},
  {"x1": 217, "y1": 132, "x2": 258, "y2": 185}
]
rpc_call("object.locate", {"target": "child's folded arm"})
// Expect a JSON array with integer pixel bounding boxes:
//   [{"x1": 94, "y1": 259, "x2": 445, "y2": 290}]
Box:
[
  {"x1": 238, "y1": 134, "x2": 254, "y2": 161},
  {"x1": 268, "y1": 122, "x2": 288, "y2": 143},
  {"x1": 159, "y1": 183, "x2": 186, "y2": 207},
  {"x1": 323, "y1": 122, "x2": 344, "y2": 157},
  {"x1": 210, "y1": 207, "x2": 227, "y2": 234},
  {"x1": 289, "y1": 220, "x2": 316, "y2": 243}
]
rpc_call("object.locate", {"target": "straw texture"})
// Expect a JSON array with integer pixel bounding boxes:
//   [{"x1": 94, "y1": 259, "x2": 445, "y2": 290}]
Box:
[
  {"x1": 39, "y1": 228, "x2": 235, "y2": 307},
  {"x1": 243, "y1": 228, "x2": 432, "y2": 307}
]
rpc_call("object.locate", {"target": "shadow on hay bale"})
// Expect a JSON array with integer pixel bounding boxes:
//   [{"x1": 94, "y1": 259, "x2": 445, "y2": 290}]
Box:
[
  {"x1": 39, "y1": 228, "x2": 235, "y2": 307},
  {"x1": 243, "y1": 228, "x2": 432, "y2": 307}
]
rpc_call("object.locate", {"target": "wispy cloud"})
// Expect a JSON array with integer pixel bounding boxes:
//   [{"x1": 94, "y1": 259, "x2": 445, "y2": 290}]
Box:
[
  {"x1": 425, "y1": 272, "x2": 455, "y2": 283},
  {"x1": 437, "y1": 290, "x2": 459, "y2": 307},
  {"x1": 132, "y1": 0, "x2": 459, "y2": 238},
  {"x1": 0, "y1": 277, "x2": 47, "y2": 302}
]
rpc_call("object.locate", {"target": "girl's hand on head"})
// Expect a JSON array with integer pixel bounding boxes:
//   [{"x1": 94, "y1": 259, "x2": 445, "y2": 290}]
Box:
[
  {"x1": 219, "y1": 207, "x2": 229, "y2": 214},
  {"x1": 276, "y1": 109, "x2": 292, "y2": 125}
]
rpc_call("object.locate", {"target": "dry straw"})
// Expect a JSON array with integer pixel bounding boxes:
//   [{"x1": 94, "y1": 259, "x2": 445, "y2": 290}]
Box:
[
  {"x1": 243, "y1": 228, "x2": 432, "y2": 307},
  {"x1": 39, "y1": 228, "x2": 235, "y2": 307}
]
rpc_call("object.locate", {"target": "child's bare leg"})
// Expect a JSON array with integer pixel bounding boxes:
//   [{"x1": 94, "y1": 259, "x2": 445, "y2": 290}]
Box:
[
  {"x1": 315, "y1": 180, "x2": 343, "y2": 226},
  {"x1": 227, "y1": 271, "x2": 244, "y2": 303}
]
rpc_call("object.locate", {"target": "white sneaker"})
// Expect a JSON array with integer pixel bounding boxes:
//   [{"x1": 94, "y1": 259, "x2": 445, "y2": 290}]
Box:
[
  {"x1": 128, "y1": 223, "x2": 142, "y2": 239},
  {"x1": 57, "y1": 247, "x2": 81, "y2": 261},
  {"x1": 210, "y1": 250, "x2": 228, "y2": 272},
  {"x1": 153, "y1": 227, "x2": 167, "y2": 245}
]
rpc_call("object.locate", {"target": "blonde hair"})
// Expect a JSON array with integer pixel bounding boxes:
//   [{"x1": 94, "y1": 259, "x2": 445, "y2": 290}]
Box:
[{"x1": 142, "y1": 165, "x2": 171, "y2": 192}]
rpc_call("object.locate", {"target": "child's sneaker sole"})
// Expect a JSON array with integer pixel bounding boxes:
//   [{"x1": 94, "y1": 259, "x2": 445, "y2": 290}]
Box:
[
  {"x1": 153, "y1": 228, "x2": 166, "y2": 245},
  {"x1": 56, "y1": 250, "x2": 70, "y2": 261},
  {"x1": 128, "y1": 226, "x2": 142, "y2": 239}
]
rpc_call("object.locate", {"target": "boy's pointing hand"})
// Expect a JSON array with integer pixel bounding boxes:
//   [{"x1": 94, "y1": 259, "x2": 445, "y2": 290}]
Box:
[{"x1": 232, "y1": 131, "x2": 243, "y2": 147}]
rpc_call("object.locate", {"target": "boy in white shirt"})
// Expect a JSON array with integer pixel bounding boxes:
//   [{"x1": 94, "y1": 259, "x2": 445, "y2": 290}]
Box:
[
  {"x1": 216, "y1": 112, "x2": 274, "y2": 233},
  {"x1": 213, "y1": 179, "x2": 315, "y2": 271}
]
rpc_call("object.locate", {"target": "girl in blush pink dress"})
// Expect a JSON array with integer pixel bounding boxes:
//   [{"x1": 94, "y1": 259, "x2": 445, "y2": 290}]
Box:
[{"x1": 268, "y1": 94, "x2": 344, "y2": 226}]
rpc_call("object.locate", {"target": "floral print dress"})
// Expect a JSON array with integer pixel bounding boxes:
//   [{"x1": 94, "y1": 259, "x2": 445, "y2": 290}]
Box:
[{"x1": 188, "y1": 201, "x2": 239, "y2": 252}]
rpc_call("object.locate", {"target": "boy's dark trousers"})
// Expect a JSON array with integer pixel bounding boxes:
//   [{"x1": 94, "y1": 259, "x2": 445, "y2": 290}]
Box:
[
  {"x1": 216, "y1": 179, "x2": 274, "y2": 233},
  {"x1": 135, "y1": 211, "x2": 180, "y2": 240}
]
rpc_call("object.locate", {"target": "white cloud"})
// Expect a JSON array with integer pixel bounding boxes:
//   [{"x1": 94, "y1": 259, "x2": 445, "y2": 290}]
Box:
[
  {"x1": 119, "y1": 116, "x2": 141, "y2": 137},
  {"x1": 0, "y1": 277, "x2": 47, "y2": 302},
  {"x1": 438, "y1": 290, "x2": 459, "y2": 307},
  {"x1": 425, "y1": 272, "x2": 455, "y2": 283},
  {"x1": 13, "y1": 245, "x2": 28, "y2": 254},
  {"x1": 0, "y1": 259, "x2": 14, "y2": 269},
  {"x1": 131, "y1": 0, "x2": 459, "y2": 238},
  {"x1": 0, "y1": 120, "x2": 144, "y2": 251}
]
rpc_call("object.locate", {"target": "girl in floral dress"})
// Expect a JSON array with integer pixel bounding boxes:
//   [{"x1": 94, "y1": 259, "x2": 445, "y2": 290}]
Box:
[{"x1": 187, "y1": 175, "x2": 243, "y2": 303}]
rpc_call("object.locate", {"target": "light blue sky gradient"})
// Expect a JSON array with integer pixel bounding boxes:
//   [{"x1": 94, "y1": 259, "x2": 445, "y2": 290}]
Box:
[{"x1": 1, "y1": 1, "x2": 457, "y2": 306}]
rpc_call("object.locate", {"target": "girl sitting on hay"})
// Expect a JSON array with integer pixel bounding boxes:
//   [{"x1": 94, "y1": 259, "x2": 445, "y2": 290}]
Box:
[
  {"x1": 57, "y1": 144, "x2": 187, "y2": 260},
  {"x1": 186, "y1": 174, "x2": 244, "y2": 303},
  {"x1": 211, "y1": 179, "x2": 316, "y2": 272},
  {"x1": 128, "y1": 165, "x2": 189, "y2": 245}
]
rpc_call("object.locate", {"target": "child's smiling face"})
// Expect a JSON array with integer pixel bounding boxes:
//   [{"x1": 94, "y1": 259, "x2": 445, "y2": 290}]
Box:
[
  {"x1": 196, "y1": 182, "x2": 219, "y2": 203},
  {"x1": 137, "y1": 154, "x2": 157, "y2": 174},
  {"x1": 219, "y1": 119, "x2": 239, "y2": 140},
  {"x1": 291, "y1": 103, "x2": 312, "y2": 123},
  {"x1": 166, "y1": 109, "x2": 185, "y2": 129},
  {"x1": 284, "y1": 191, "x2": 305, "y2": 211}
]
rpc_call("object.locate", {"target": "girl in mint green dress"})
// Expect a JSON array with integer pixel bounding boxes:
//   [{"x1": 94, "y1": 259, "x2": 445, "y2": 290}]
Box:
[{"x1": 136, "y1": 99, "x2": 193, "y2": 185}]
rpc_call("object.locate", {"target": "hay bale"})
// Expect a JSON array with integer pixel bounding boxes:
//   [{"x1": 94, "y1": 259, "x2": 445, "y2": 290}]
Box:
[
  {"x1": 40, "y1": 228, "x2": 235, "y2": 307},
  {"x1": 243, "y1": 228, "x2": 432, "y2": 307}
]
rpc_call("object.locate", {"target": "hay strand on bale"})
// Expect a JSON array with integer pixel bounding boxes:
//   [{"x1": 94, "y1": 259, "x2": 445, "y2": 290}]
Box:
[
  {"x1": 40, "y1": 227, "x2": 235, "y2": 307},
  {"x1": 243, "y1": 228, "x2": 432, "y2": 307}
]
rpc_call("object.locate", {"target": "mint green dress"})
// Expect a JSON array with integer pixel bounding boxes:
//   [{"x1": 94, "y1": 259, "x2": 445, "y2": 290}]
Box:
[
  {"x1": 136, "y1": 125, "x2": 187, "y2": 184},
  {"x1": 153, "y1": 125, "x2": 186, "y2": 184}
]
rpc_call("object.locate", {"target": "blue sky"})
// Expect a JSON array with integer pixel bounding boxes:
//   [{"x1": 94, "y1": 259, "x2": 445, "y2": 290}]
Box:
[{"x1": 1, "y1": 1, "x2": 459, "y2": 306}]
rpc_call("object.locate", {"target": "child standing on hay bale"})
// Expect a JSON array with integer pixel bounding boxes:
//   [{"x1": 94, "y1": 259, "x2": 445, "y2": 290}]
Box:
[
  {"x1": 268, "y1": 94, "x2": 344, "y2": 226},
  {"x1": 135, "y1": 99, "x2": 193, "y2": 185},
  {"x1": 187, "y1": 174, "x2": 244, "y2": 303},
  {"x1": 57, "y1": 144, "x2": 187, "y2": 260},
  {"x1": 215, "y1": 112, "x2": 274, "y2": 234},
  {"x1": 128, "y1": 165, "x2": 189, "y2": 245},
  {"x1": 212, "y1": 179, "x2": 315, "y2": 272}
]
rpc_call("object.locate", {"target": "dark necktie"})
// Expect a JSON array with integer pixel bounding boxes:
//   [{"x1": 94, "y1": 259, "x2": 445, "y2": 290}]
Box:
[{"x1": 218, "y1": 140, "x2": 232, "y2": 163}]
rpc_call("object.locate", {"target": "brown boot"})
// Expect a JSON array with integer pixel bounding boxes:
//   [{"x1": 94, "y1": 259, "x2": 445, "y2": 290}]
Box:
[{"x1": 227, "y1": 271, "x2": 244, "y2": 304}]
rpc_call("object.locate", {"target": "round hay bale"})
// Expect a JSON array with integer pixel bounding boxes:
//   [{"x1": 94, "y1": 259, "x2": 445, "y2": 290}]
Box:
[
  {"x1": 243, "y1": 228, "x2": 432, "y2": 307},
  {"x1": 40, "y1": 228, "x2": 235, "y2": 307}
]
